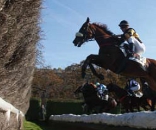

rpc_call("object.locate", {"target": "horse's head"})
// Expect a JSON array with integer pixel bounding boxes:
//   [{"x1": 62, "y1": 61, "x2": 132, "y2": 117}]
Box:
[
  {"x1": 73, "y1": 17, "x2": 95, "y2": 47},
  {"x1": 82, "y1": 82, "x2": 96, "y2": 94},
  {"x1": 74, "y1": 82, "x2": 94, "y2": 94},
  {"x1": 73, "y1": 17, "x2": 119, "y2": 48}
]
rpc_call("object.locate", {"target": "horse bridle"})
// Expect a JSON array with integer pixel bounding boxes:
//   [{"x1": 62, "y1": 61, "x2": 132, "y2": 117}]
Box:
[{"x1": 75, "y1": 23, "x2": 95, "y2": 42}]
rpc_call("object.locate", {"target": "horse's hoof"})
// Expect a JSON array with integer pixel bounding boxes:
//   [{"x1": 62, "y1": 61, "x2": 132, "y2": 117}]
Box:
[{"x1": 98, "y1": 74, "x2": 104, "y2": 80}]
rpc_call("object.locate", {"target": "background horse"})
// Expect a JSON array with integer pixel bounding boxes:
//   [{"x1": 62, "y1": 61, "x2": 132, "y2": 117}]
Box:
[
  {"x1": 140, "y1": 78, "x2": 156, "y2": 111},
  {"x1": 106, "y1": 83, "x2": 151, "y2": 112},
  {"x1": 73, "y1": 17, "x2": 156, "y2": 91},
  {"x1": 74, "y1": 82, "x2": 117, "y2": 114}
]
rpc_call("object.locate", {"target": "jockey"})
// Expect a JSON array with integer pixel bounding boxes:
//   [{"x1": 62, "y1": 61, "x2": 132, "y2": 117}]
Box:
[
  {"x1": 95, "y1": 82, "x2": 109, "y2": 100},
  {"x1": 118, "y1": 20, "x2": 145, "y2": 58},
  {"x1": 125, "y1": 78, "x2": 141, "y2": 97}
]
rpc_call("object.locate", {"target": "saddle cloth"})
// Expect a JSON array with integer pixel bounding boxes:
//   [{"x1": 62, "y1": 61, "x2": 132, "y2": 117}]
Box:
[
  {"x1": 129, "y1": 56, "x2": 146, "y2": 67},
  {"x1": 119, "y1": 43, "x2": 147, "y2": 67}
]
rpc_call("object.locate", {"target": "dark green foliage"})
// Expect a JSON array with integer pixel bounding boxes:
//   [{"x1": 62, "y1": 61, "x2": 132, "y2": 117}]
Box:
[
  {"x1": 26, "y1": 98, "x2": 122, "y2": 121},
  {"x1": 46, "y1": 100, "x2": 84, "y2": 119},
  {"x1": 26, "y1": 98, "x2": 41, "y2": 121}
]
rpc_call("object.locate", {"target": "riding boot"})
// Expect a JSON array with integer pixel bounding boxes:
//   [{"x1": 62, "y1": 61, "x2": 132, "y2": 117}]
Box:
[
  {"x1": 115, "y1": 43, "x2": 134, "y2": 74},
  {"x1": 127, "y1": 43, "x2": 135, "y2": 58}
]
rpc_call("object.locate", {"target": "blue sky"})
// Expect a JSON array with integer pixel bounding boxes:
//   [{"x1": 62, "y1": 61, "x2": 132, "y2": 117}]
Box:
[{"x1": 40, "y1": 0, "x2": 156, "y2": 69}]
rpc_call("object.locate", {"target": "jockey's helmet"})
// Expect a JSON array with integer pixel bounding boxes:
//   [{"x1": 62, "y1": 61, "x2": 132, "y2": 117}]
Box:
[
  {"x1": 119, "y1": 20, "x2": 129, "y2": 27},
  {"x1": 96, "y1": 82, "x2": 100, "y2": 86}
]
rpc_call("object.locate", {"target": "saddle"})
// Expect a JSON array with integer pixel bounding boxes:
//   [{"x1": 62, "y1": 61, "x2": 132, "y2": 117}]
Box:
[{"x1": 129, "y1": 54, "x2": 146, "y2": 67}]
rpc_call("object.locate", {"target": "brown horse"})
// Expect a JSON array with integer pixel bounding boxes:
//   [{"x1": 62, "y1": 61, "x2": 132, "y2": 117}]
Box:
[
  {"x1": 74, "y1": 82, "x2": 117, "y2": 114},
  {"x1": 106, "y1": 83, "x2": 151, "y2": 112},
  {"x1": 73, "y1": 17, "x2": 156, "y2": 91}
]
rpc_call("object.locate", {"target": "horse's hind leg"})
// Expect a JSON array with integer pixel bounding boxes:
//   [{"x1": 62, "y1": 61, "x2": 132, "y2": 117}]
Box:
[
  {"x1": 136, "y1": 103, "x2": 141, "y2": 112},
  {"x1": 151, "y1": 98, "x2": 156, "y2": 111},
  {"x1": 130, "y1": 106, "x2": 134, "y2": 112}
]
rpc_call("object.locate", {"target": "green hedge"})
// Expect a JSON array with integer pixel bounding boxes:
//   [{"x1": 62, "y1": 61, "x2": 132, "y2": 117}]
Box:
[
  {"x1": 46, "y1": 100, "x2": 84, "y2": 119},
  {"x1": 25, "y1": 98, "x2": 41, "y2": 121},
  {"x1": 26, "y1": 98, "x2": 121, "y2": 121}
]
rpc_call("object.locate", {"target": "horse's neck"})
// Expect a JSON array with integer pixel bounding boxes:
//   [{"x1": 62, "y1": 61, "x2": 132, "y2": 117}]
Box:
[
  {"x1": 83, "y1": 88, "x2": 96, "y2": 96},
  {"x1": 94, "y1": 31, "x2": 111, "y2": 44},
  {"x1": 83, "y1": 91, "x2": 96, "y2": 99},
  {"x1": 92, "y1": 25, "x2": 111, "y2": 44},
  {"x1": 114, "y1": 86, "x2": 127, "y2": 97}
]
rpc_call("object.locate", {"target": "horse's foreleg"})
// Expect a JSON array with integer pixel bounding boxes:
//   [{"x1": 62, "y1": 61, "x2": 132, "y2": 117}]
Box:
[
  {"x1": 81, "y1": 57, "x2": 90, "y2": 78},
  {"x1": 137, "y1": 105, "x2": 141, "y2": 112},
  {"x1": 82, "y1": 54, "x2": 100, "y2": 78},
  {"x1": 81, "y1": 65, "x2": 86, "y2": 78},
  {"x1": 151, "y1": 98, "x2": 156, "y2": 111},
  {"x1": 89, "y1": 63, "x2": 104, "y2": 80}
]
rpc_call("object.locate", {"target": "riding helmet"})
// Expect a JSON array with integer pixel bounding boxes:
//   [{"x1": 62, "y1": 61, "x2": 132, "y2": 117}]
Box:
[
  {"x1": 119, "y1": 20, "x2": 129, "y2": 27},
  {"x1": 96, "y1": 82, "x2": 100, "y2": 86}
]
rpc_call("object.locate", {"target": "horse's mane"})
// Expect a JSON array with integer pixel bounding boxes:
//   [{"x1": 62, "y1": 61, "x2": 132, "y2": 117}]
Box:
[
  {"x1": 107, "y1": 83, "x2": 126, "y2": 91},
  {"x1": 93, "y1": 23, "x2": 114, "y2": 35}
]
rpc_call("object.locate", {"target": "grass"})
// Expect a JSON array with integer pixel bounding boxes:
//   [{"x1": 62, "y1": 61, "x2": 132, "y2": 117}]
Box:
[
  {"x1": 24, "y1": 120, "x2": 42, "y2": 130},
  {"x1": 24, "y1": 120, "x2": 150, "y2": 130},
  {"x1": 24, "y1": 120, "x2": 61, "y2": 130}
]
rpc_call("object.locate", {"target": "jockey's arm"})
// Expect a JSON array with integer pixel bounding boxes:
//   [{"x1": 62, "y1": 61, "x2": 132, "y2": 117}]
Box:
[{"x1": 113, "y1": 34, "x2": 125, "y2": 45}]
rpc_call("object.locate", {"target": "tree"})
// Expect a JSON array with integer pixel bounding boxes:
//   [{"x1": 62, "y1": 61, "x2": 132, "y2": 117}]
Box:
[{"x1": 32, "y1": 67, "x2": 63, "y2": 98}]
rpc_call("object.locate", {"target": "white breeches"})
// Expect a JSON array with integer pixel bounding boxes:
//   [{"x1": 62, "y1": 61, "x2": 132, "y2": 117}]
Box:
[
  {"x1": 129, "y1": 84, "x2": 141, "y2": 91},
  {"x1": 128, "y1": 37, "x2": 145, "y2": 55}
]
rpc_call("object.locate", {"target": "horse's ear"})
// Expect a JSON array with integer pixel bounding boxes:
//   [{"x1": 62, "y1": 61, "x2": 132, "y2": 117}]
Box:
[{"x1": 86, "y1": 17, "x2": 90, "y2": 23}]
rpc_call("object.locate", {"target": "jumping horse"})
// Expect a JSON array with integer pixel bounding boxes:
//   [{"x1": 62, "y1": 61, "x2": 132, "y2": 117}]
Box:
[
  {"x1": 74, "y1": 82, "x2": 117, "y2": 114},
  {"x1": 106, "y1": 83, "x2": 152, "y2": 112},
  {"x1": 73, "y1": 17, "x2": 156, "y2": 91}
]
